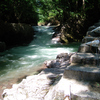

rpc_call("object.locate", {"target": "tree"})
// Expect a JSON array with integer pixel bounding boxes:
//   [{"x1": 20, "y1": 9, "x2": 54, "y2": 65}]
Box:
[{"x1": 0, "y1": 0, "x2": 39, "y2": 24}]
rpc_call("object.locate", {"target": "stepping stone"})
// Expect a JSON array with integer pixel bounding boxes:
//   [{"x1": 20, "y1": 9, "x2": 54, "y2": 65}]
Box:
[{"x1": 70, "y1": 53, "x2": 100, "y2": 65}]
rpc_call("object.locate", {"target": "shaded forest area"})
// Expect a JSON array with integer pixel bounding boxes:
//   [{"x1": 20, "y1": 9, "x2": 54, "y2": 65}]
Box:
[{"x1": 0, "y1": 0, "x2": 100, "y2": 48}]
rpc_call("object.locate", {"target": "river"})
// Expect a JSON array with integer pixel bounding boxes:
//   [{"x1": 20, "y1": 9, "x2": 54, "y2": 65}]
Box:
[{"x1": 0, "y1": 26, "x2": 80, "y2": 98}]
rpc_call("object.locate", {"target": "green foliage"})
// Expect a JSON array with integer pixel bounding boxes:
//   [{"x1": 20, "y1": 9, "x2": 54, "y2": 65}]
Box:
[
  {"x1": 0, "y1": 0, "x2": 39, "y2": 24},
  {"x1": 0, "y1": 0, "x2": 100, "y2": 25}
]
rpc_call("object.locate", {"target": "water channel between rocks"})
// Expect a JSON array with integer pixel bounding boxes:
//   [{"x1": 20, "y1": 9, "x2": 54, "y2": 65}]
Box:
[{"x1": 0, "y1": 26, "x2": 80, "y2": 98}]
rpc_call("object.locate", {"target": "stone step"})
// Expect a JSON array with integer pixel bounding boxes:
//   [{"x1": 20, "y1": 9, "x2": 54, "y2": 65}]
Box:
[
  {"x1": 72, "y1": 93, "x2": 100, "y2": 100},
  {"x1": 82, "y1": 36, "x2": 97, "y2": 43},
  {"x1": 63, "y1": 65, "x2": 100, "y2": 82},
  {"x1": 78, "y1": 43, "x2": 98, "y2": 53},
  {"x1": 70, "y1": 53, "x2": 100, "y2": 65},
  {"x1": 63, "y1": 65, "x2": 100, "y2": 99}
]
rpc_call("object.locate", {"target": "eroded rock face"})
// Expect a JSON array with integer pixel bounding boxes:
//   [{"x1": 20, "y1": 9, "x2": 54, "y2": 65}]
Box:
[
  {"x1": 78, "y1": 21, "x2": 100, "y2": 53},
  {"x1": 87, "y1": 26, "x2": 100, "y2": 37},
  {"x1": 0, "y1": 22, "x2": 34, "y2": 48},
  {"x1": 0, "y1": 42, "x2": 6, "y2": 52},
  {"x1": 2, "y1": 74, "x2": 52, "y2": 100}
]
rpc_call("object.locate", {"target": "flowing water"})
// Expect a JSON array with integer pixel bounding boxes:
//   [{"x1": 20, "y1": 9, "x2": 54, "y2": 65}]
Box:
[{"x1": 0, "y1": 26, "x2": 80, "y2": 98}]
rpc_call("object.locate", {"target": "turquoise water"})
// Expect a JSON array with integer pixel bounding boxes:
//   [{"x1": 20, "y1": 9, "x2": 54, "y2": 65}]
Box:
[{"x1": 0, "y1": 26, "x2": 80, "y2": 82}]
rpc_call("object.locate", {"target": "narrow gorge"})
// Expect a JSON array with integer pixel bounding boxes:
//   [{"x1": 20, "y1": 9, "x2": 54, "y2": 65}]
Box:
[{"x1": 2, "y1": 21, "x2": 100, "y2": 100}]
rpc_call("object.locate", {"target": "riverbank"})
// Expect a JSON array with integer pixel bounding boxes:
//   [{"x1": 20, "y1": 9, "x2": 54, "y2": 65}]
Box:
[
  {"x1": 0, "y1": 21, "x2": 34, "y2": 52},
  {"x1": 0, "y1": 64, "x2": 46, "y2": 100},
  {"x1": 2, "y1": 21, "x2": 100, "y2": 100},
  {"x1": 0, "y1": 25, "x2": 80, "y2": 100},
  {"x1": 3, "y1": 51, "x2": 100, "y2": 100},
  {"x1": 2, "y1": 52, "x2": 71, "y2": 100}
]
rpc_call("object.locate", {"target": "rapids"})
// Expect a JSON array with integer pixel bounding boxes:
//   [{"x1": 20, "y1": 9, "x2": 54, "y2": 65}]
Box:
[{"x1": 0, "y1": 26, "x2": 80, "y2": 98}]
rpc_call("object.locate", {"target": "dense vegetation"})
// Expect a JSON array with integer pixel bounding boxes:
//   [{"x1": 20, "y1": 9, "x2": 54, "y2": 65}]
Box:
[
  {"x1": 1, "y1": 0, "x2": 100, "y2": 25},
  {"x1": 0, "y1": 0, "x2": 100, "y2": 44},
  {"x1": 0, "y1": 0, "x2": 38, "y2": 24},
  {"x1": 36, "y1": 0, "x2": 100, "y2": 42}
]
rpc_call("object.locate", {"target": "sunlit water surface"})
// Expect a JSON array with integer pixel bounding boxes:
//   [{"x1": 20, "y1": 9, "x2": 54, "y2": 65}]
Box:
[{"x1": 0, "y1": 26, "x2": 80, "y2": 87}]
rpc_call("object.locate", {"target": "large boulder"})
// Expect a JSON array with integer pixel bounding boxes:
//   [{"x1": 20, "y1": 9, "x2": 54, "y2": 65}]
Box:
[
  {"x1": 0, "y1": 22, "x2": 34, "y2": 48},
  {"x1": 82, "y1": 36, "x2": 97, "y2": 43},
  {"x1": 44, "y1": 53, "x2": 73, "y2": 68},
  {"x1": 88, "y1": 25, "x2": 96, "y2": 31},
  {"x1": 87, "y1": 26, "x2": 100, "y2": 37},
  {"x1": 0, "y1": 42, "x2": 6, "y2": 52}
]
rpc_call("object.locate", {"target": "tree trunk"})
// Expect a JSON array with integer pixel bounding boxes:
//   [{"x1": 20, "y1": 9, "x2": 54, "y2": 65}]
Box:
[{"x1": 82, "y1": 0, "x2": 85, "y2": 10}]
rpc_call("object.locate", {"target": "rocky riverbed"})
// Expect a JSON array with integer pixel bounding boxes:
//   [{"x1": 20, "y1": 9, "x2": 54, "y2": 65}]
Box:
[
  {"x1": 2, "y1": 20, "x2": 100, "y2": 100},
  {"x1": 2, "y1": 53, "x2": 72, "y2": 100}
]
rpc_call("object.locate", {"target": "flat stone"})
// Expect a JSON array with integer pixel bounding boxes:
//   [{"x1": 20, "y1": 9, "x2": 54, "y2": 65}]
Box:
[
  {"x1": 82, "y1": 36, "x2": 98, "y2": 43},
  {"x1": 86, "y1": 26, "x2": 100, "y2": 37},
  {"x1": 78, "y1": 43, "x2": 98, "y2": 53},
  {"x1": 64, "y1": 65, "x2": 100, "y2": 81},
  {"x1": 70, "y1": 53, "x2": 100, "y2": 65},
  {"x1": 78, "y1": 43, "x2": 91, "y2": 53}
]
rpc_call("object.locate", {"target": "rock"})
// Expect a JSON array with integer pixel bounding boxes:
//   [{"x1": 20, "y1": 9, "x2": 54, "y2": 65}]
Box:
[
  {"x1": 56, "y1": 53, "x2": 69, "y2": 59},
  {"x1": 82, "y1": 36, "x2": 97, "y2": 43},
  {"x1": 44, "y1": 53, "x2": 73, "y2": 68},
  {"x1": 70, "y1": 53, "x2": 100, "y2": 65},
  {"x1": 44, "y1": 76, "x2": 100, "y2": 100},
  {"x1": 87, "y1": 26, "x2": 100, "y2": 37},
  {"x1": 2, "y1": 74, "x2": 52, "y2": 100},
  {"x1": 56, "y1": 53, "x2": 70, "y2": 63},
  {"x1": 78, "y1": 43, "x2": 99, "y2": 53},
  {"x1": 51, "y1": 36, "x2": 60, "y2": 44},
  {"x1": 88, "y1": 25, "x2": 96, "y2": 31},
  {"x1": 0, "y1": 42, "x2": 6, "y2": 52},
  {"x1": 51, "y1": 30, "x2": 61, "y2": 44},
  {"x1": 2, "y1": 64, "x2": 68, "y2": 100},
  {"x1": 44, "y1": 60, "x2": 61, "y2": 68},
  {"x1": 44, "y1": 77, "x2": 70, "y2": 100},
  {"x1": 57, "y1": 53, "x2": 74, "y2": 61},
  {"x1": 3, "y1": 21, "x2": 100, "y2": 100},
  {"x1": 45, "y1": 64, "x2": 100, "y2": 100},
  {"x1": 78, "y1": 43, "x2": 92, "y2": 53},
  {"x1": 94, "y1": 21, "x2": 100, "y2": 27},
  {"x1": 64, "y1": 65, "x2": 100, "y2": 81},
  {"x1": 0, "y1": 22, "x2": 34, "y2": 47},
  {"x1": 47, "y1": 23, "x2": 51, "y2": 26}
]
